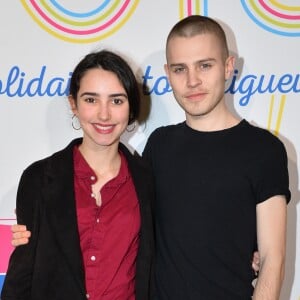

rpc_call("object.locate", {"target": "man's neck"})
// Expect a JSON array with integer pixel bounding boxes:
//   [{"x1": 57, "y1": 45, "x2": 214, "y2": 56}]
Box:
[{"x1": 186, "y1": 110, "x2": 240, "y2": 132}]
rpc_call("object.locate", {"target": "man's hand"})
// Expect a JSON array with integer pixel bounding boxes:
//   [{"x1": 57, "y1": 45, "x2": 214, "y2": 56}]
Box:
[{"x1": 11, "y1": 224, "x2": 31, "y2": 246}]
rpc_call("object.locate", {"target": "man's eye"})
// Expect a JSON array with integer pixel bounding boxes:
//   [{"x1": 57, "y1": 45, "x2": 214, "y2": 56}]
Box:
[
  {"x1": 201, "y1": 63, "x2": 212, "y2": 70},
  {"x1": 173, "y1": 67, "x2": 185, "y2": 73}
]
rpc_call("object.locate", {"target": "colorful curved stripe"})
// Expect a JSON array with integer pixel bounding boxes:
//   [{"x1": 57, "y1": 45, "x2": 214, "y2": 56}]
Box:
[
  {"x1": 241, "y1": 0, "x2": 300, "y2": 37},
  {"x1": 20, "y1": 0, "x2": 139, "y2": 43},
  {"x1": 29, "y1": 0, "x2": 131, "y2": 35},
  {"x1": 269, "y1": 0, "x2": 300, "y2": 12},
  {"x1": 250, "y1": 0, "x2": 300, "y2": 29},
  {"x1": 40, "y1": 0, "x2": 120, "y2": 27},
  {"x1": 259, "y1": 0, "x2": 300, "y2": 20},
  {"x1": 49, "y1": 0, "x2": 111, "y2": 18}
]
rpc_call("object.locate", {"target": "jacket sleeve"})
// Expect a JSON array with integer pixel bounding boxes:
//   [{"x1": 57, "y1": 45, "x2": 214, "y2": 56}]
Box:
[{"x1": 1, "y1": 162, "x2": 43, "y2": 300}]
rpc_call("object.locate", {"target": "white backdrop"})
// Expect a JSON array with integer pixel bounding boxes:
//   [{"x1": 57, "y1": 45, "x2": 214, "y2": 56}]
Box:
[{"x1": 0, "y1": 1, "x2": 299, "y2": 298}]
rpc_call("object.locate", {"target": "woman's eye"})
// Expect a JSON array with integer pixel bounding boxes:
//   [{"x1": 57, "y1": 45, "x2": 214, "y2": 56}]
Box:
[
  {"x1": 85, "y1": 97, "x2": 96, "y2": 103},
  {"x1": 112, "y1": 98, "x2": 123, "y2": 105}
]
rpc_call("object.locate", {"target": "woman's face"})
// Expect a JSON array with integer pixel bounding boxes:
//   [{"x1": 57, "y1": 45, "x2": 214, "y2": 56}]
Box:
[{"x1": 69, "y1": 68, "x2": 130, "y2": 150}]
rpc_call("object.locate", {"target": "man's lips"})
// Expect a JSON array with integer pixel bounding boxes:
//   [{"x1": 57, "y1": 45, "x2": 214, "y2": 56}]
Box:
[{"x1": 185, "y1": 91, "x2": 208, "y2": 101}]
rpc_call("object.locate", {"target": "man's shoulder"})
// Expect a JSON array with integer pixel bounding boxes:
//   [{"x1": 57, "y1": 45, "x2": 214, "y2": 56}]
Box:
[
  {"x1": 238, "y1": 121, "x2": 288, "y2": 167},
  {"x1": 143, "y1": 122, "x2": 185, "y2": 159},
  {"x1": 241, "y1": 120, "x2": 284, "y2": 146},
  {"x1": 148, "y1": 122, "x2": 185, "y2": 140}
]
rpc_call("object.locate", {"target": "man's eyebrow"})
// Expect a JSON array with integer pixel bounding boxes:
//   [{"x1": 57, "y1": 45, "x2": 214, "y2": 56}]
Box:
[
  {"x1": 169, "y1": 63, "x2": 186, "y2": 68},
  {"x1": 169, "y1": 58, "x2": 216, "y2": 68}
]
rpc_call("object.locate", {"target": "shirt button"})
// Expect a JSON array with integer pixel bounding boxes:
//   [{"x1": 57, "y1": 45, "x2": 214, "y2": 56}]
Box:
[
  {"x1": 96, "y1": 218, "x2": 100, "y2": 223},
  {"x1": 86, "y1": 294, "x2": 90, "y2": 299},
  {"x1": 91, "y1": 255, "x2": 96, "y2": 261},
  {"x1": 90, "y1": 176, "x2": 95, "y2": 181},
  {"x1": 91, "y1": 193, "x2": 95, "y2": 198}
]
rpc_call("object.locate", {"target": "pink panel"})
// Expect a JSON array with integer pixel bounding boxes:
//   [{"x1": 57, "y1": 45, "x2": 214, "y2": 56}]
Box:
[{"x1": 0, "y1": 225, "x2": 14, "y2": 272}]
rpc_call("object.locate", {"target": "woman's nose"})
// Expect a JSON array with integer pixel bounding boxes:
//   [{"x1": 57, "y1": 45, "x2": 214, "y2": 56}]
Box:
[{"x1": 97, "y1": 103, "x2": 110, "y2": 121}]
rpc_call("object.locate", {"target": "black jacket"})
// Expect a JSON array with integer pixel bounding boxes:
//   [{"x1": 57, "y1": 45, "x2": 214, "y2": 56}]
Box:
[{"x1": 1, "y1": 138, "x2": 155, "y2": 300}]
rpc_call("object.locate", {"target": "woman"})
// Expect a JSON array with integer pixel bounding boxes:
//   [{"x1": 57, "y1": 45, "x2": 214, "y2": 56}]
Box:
[{"x1": 1, "y1": 50, "x2": 155, "y2": 300}]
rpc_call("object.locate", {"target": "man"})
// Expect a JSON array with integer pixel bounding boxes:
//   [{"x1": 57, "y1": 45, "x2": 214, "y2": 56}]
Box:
[{"x1": 142, "y1": 15, "x2": 290, "y2": 299}]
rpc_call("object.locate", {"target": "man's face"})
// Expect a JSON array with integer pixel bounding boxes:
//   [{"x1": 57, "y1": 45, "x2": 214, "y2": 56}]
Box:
[{"x1": 165, "y1": 33, "x2": 234, "y2": 125}]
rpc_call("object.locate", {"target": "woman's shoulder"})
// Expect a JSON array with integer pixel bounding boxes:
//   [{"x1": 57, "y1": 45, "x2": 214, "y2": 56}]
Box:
[{"x1": 23, "y1": 138, "x2": 81, "y2": 176}]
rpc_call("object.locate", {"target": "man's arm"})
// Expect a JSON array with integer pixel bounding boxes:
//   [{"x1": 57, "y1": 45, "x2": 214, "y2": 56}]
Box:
[{"x1": 253, "y1": 195, "x2": 287, "y2": 300}]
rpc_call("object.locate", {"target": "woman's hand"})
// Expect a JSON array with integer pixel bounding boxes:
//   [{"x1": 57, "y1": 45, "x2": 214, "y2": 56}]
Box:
[{"x1": 252, "y1": 251, "x2": 260, "y2": 275}]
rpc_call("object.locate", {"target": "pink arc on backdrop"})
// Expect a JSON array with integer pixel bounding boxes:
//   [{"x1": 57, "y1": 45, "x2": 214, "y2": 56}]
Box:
[
  {"x1": 259, "y1": 0, "x2": 300, "y2": 20},
  {"x1": 30, "y1": 0, "x2": 131, "y2": 35}
]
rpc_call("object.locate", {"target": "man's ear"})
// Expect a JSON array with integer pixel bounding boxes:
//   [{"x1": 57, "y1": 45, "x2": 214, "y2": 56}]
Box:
[{"x1": 225, "y1": 55, "x2": 235, "y2": 80}]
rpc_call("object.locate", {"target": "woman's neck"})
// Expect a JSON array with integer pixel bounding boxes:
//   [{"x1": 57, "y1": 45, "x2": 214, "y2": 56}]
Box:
[{"x1": 78, "y1": 142, "x2": 121, "y2": 177}]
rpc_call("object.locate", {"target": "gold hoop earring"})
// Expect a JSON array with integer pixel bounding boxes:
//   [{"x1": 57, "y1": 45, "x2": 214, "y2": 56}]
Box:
[
  {"x1": 72, "y1": 114, "x2": 81, "y2": 130},
  {"x1": 126, "y1": 122, "x2": 136, "y2": 132}
]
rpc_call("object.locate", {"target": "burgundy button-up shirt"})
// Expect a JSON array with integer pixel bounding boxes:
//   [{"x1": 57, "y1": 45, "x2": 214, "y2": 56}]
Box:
[{"x1": 73, "y1": 147, "x2": 141, "y2": 300}]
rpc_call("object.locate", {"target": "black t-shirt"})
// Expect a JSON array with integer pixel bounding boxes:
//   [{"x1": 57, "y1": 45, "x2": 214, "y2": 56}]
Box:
[{"x1": 143, "y1": 120, "x2": 290, "y2": 300}]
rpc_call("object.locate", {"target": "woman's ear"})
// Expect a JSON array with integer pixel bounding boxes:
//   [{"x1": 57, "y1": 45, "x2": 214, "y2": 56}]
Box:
[{"x1": 68, "y1": 95, "x2": 77, "y2": 115}]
